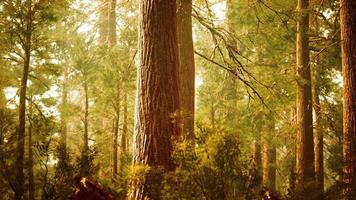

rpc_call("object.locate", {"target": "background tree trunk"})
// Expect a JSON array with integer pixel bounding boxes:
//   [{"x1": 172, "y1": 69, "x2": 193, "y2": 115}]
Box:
[
  {"x1": 98, "y1": 0, "x2": 109, "y2": 45},
  {"x1": 108, "y1": 0, "x2": 116, "y2": 48},
  {"x1": 312, "y1": 15, "x2": 324, "y2": 200},
  {"x1": 295, "y1": 0, "x2": 315, "y2": 192},
  {"x1": 15, "y1": 1, "x2": 33, "y2": 198},
  {"x1": 83, "y1": 82, "x2": 89, "y2": 152},
  {"x1": 59, "y1": 67, "x2": 68, "y2": 164},
  {"x1": 129, "y1": 0, "x2": 180, "y2": 198},
  {"x1": 253, "y1": 112, "x2": 263, "y2": 188},
  {"x1": 177, "y1": 0, "x2": 195, "y2": 139},
  {"x1": 263, "y1": 118, "x2": 276, "y2": 191},
  {"x1": 113, "y1": 115, "x2": 119, "y2": 177},
  {"x1": 340, "y1": 1, "x2": 356, "y2": 199},
  {"x1": 28, "y1": 95, "x2": 35, "y2": 200},
  {"x1": 289, "y1": 106, "x2": 297, "y2": 195},
  {"x1": 120, "y1": 92, "x2": 128, "y2": 170},
  {"x1": 313, "y1": 74, "x2": 323, "y2": 199}
]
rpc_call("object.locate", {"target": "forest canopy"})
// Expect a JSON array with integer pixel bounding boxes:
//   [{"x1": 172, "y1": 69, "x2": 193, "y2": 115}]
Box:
[{"x1": 0, "y1": 0, "x2": 355, "y2": 200}]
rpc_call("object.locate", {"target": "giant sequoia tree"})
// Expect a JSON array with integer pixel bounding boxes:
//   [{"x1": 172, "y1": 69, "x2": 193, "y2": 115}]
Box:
[
  {"x1": 340, "y1": 0, "x2": 356, "y2": 199},
  {"x1": 129, "y1": 0, "x2": 181, "y2": 199}
]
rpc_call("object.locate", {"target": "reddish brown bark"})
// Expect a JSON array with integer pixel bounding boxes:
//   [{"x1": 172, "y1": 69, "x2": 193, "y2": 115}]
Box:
[
  {"x1": 129, "y1": 0, "x2": 181, "y2": 199},
  {"x1": 340, "y1": 1, "x2": 356, "y2": 199},
  {"x1": 177, "y1": 0, "x2": 195, "y2": 139},
  {"x1": 295, "y1": 0, "x2": 315, "y2": 191}
]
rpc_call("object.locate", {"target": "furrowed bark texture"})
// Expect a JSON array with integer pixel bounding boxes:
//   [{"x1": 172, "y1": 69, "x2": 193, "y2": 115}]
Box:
[
  {"x1": 340, "y1": 0, "x2": 356, "y2": 199},
  {"x1": 177, "y1": 0, "x2": 195, "y2": 139},
  {"x1": 295, "y1": 0, "x2": 315, "y2": 190},
  {"x1": 130, "y1": 0, "x2": 181, "y2": 199}
]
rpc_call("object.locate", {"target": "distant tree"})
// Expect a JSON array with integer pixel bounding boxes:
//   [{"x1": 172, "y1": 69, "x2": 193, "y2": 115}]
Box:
[
  {"x1": 177, "y1": 0, "x2": 195, "y2": 139},
  {"x1": 262, "y1": 116, "x2": 276, "y2": 191},
  {"x1": 0, "y1": 0, "x2": 68, "y2": 198}
]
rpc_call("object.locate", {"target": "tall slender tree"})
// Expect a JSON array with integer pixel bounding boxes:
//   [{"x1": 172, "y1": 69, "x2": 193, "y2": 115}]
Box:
[
  {"x1": 295, "y1": 0, "x2": 315, "y2": 194},
  {"x1": 313, "y1": 62, "x2": 324, "y2": 199},
  {"x1": 312, "y1": 16, "x2": 324, "y2": 199},
  {"x1": 340, "y1": 0, "x2": 356, "y2": 199},
  {"x1": 177, "y1": 0, "x2": 195, "y2": 139},
  {"x1": 14, "y1": 1, "x2": 33, "y2": 198},
  {"x1": 262, "y1": 116, "x2": 276, "y2": 191},
  {"x1": 121, "y1": 92, "x2": 128, "y2": 170},
  {"x1": 28, "y1": 94, "x2": 35, "y2": 200},
  {"x1": 83, "y1": 81, "x2": 89, "y2": 152},
  {"x1": 129, "y1": 0, "x2": 181, "y2": 198},
  {"x1": 253, "y1": 111, "x2": 263, "y2": 188}
]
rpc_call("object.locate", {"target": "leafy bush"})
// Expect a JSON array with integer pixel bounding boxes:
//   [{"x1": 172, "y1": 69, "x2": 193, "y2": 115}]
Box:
[{"x1": 162, "y1": 132, "x2": 255, "y2": 200}]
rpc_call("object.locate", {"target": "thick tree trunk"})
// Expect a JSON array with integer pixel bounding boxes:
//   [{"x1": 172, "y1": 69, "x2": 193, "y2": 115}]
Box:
[
  {"x1": 295, "y1": 0, "x2": 315, "y2": 192},
  {"x1": 15, "y1": 1, "x2": 32, "y2": 198},
  {"x1": 263, "y1": 118, "x2": 276, "y2": 191},
  {"x1": 28, "y1": 97, "x2": 35, "y2": 200},
  {"x1": 177, "y1": 0, "x2": 195, "y2": 139},
  {"x1": 129, "y1": 0, "x2": 180, "y2": 199},
  {"x1": 340, "y1": 1, "x2": 356, "y2": 199}
]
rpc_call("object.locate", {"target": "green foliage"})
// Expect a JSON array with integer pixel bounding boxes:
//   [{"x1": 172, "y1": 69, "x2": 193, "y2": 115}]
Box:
[{"x1": 162, "y1": 131, "x2": 256, "y2": 200}]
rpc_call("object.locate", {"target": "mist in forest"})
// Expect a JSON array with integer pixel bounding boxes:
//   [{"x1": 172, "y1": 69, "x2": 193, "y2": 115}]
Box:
[{"x1": 0, "y1": 0, "x2": 355, "y2": 199}]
